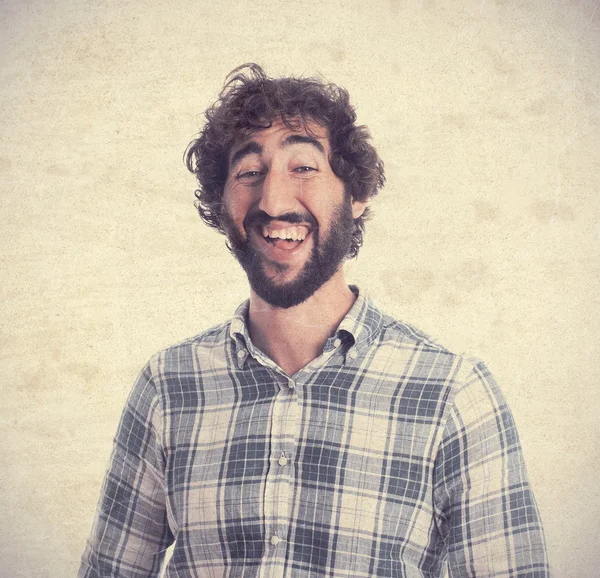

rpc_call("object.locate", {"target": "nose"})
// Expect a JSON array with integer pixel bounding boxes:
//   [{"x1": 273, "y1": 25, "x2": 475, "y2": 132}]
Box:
[{"x1": 257, "y1": 169, "x2": 297, "y2": 218}]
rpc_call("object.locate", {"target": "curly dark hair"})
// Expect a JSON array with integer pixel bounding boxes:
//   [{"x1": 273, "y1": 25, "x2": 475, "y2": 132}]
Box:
[{"x1": 185, "y1": 63, "x2": 385, "y2": 259}]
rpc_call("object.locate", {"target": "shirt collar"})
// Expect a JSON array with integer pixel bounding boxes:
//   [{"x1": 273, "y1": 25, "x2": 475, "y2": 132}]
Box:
[
  {"x1": 228, "y1": 284, "x2": 384, "y2": 358},
  {"x1": 335, "y1": 285, "x2": 384, "y2": 352}
]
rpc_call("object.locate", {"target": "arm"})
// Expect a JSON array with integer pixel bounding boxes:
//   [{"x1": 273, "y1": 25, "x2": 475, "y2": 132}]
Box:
[
  {"x1": 78, "y1": 361, "x2": 174, "y2": 578},
  {"x1": 433, "y1": 360, "x2": 550, "y2": 577}
]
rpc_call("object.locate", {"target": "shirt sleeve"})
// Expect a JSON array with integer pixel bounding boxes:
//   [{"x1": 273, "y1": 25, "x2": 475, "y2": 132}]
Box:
[
  {"x1": 433, "y1": 360, "x2": 550, "y2": 577},
  {"x1": 78, "y1": 361, "x2": 175, "y2": 578}
]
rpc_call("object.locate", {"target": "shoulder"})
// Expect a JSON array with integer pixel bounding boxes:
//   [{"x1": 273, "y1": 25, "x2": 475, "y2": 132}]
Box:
[
  {"x1": 376, "y1": 312, "x2": 515, "y2": 445},
  {"x1": 143, "y1": 318, "x2": 232, "y2": 378},
  {"x1": 377, "y1": 310, "x2": 468, "y2": 369},
  {"x1": 375, "y1": 309, "x2": 497, "y2": 402},
  {"x1": 379, "y1": 312, "x2": 453, "y2": 353}
]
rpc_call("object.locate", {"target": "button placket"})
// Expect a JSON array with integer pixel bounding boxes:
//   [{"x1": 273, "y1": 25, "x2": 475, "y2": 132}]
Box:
[
  {"x1": 279, "y1": 386, "x2": 299, "y2": 529},
  {"x1": 263, "y1": 374, "x2": 296, "y2": 554}
]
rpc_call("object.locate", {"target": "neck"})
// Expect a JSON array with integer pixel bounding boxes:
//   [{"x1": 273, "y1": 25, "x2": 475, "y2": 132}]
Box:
[{"x1": 247, "y1": 270, "x2": 357, "y2": 376}]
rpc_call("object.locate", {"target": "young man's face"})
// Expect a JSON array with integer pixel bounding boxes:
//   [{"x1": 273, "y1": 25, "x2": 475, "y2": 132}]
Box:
[{"x1": 221, "y1": 119, "x2": 366, "y2": 309}]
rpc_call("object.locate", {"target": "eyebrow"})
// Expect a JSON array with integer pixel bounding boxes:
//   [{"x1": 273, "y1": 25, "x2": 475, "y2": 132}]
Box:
[
  {"x1": 229, "y1": 134, "x2": 327, "y2": 172},
  {"x1": 281, "y1": 134, "x2": 325, "y2": 155},
  {"x1": 230, "y1": 141, "x2": 263, "y2": 171}
]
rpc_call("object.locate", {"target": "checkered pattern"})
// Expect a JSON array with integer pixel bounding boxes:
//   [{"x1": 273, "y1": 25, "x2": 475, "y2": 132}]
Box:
[{"x1": 79, "y1": 286, "x2": 549, "y2": 577}]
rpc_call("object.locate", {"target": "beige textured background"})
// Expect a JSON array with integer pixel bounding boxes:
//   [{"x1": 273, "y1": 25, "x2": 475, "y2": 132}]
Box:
[{"x1": 1, "y1": 0, "x2": 598, "y2": 576}]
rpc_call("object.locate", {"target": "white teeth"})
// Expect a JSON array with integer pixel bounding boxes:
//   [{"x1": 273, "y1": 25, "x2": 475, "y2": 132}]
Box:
[{"x1": 262, "y1": 226, "x2": 308, "y2": 241}]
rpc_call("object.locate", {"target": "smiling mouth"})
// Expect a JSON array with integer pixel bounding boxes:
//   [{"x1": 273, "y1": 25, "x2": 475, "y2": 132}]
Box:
[
  {"x1": 259, "y1": 224, "x2": 312, "y2": 251},
  {"x1": 265, "y1": 237, "x2": 301, "y2": 248}
]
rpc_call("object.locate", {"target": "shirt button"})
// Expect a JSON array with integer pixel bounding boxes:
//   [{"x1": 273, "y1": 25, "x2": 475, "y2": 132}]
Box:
[
  {"x1": 288, "y1": 380, "x2": 295, "y2": 389},
  {"x1": 348, "y1": 349, "x2": 358, "y2": 360},
  {"x1": 237, "y1": 350, "x2": 245, "y2": 358},
  {"x1": 270, "y1": 535, "x2": 280, "y2": 546},
  {"x1": 333, "y1": 338, "x2": 342, "y2": 348},
  {"x1": 278, "y1": 455, "x2": 288, "y2": 467}
]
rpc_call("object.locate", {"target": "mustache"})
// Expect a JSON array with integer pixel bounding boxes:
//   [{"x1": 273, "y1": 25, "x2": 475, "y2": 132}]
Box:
[{"x1": 243, "y1": 210, "x2": 318, "y2": 230}]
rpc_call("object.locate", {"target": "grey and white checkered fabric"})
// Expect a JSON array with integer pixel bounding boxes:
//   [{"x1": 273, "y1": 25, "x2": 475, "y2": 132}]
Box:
[{"x1": 79, "y1": 286, "x2": 549, "y2": 577}]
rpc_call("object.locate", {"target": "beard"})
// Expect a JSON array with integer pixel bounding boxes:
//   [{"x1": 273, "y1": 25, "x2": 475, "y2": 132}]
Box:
[{"x1": 220, "y1": 196, "x2": 355, "y2": 309}]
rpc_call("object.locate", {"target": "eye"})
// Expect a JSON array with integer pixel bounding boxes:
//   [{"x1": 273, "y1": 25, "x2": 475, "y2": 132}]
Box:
[
  {"x1": 293, "y1": 166, "x2": 316, "y2": 173},
  {"x1": 236, "y1": 170, "x2": 264, "y2": 181}
]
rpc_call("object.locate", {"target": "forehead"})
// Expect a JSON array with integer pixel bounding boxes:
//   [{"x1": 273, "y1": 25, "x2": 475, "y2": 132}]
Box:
[{"x1": 228, "y1": 119, "x2": 330, "y2": 159}]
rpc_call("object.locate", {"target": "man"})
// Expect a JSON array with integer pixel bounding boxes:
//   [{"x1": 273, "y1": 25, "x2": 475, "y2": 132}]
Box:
[{"x1": 79, "y1": 64, "x2": 550, "y2": 577}]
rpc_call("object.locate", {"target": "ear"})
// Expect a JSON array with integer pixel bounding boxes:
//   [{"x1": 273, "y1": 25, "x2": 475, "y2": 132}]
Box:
[{"x1": 351, "y1": 199, "x2": 368, "y2": 220}]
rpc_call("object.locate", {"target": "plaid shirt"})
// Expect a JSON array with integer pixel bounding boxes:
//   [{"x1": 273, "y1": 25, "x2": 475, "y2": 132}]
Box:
[{"x1": 79, "y1": 286, "x2": 549, "y2": 577}]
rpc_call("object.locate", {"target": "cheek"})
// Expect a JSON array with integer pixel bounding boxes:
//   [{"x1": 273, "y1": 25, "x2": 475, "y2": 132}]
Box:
[
  {"x1": 311, "y1": 179, "x2": 346, "y2": 218},
  {"x1": 223, "y1": 184, "x2": 241, "y2": 218},
  {"x1": 223, "y1": 188, "x2": 252, "y2": 237}
]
